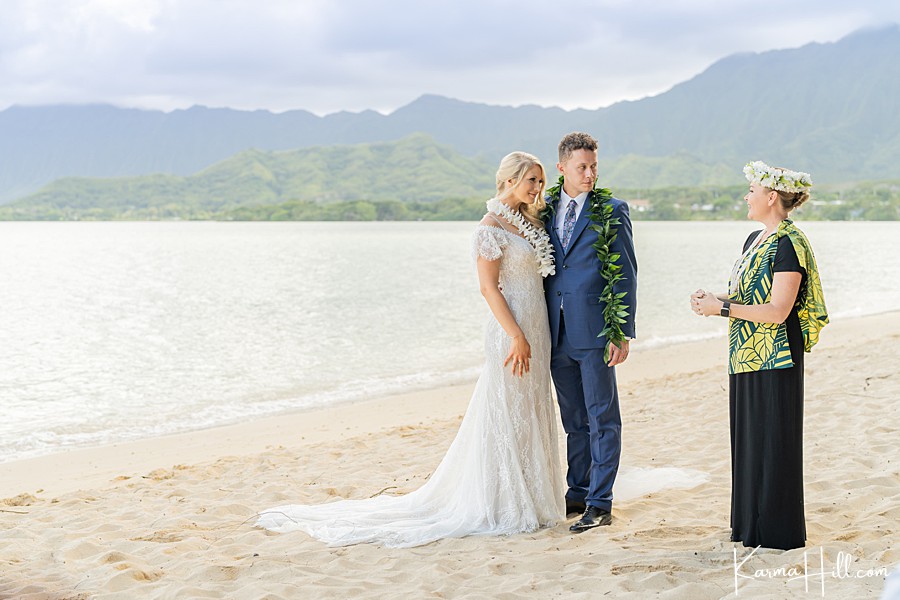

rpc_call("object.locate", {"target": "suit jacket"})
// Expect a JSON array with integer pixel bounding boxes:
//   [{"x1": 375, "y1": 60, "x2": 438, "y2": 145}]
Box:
[{"x1": 543, "y1": 192, "x2": 638, "y2": 350}]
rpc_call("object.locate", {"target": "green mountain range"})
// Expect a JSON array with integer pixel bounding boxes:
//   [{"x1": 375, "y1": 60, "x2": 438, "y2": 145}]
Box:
[
  {"x1": 3, "y1": 134, "x2": 896, "y2": 221},
  {"x1": 0, "y1": 135, "x2": 496, "y2": 219}
]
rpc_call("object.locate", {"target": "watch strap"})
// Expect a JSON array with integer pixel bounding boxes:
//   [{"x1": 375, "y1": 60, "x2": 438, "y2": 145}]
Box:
[{"x1": 720, "y1": 300, "x2": 731, "y2": 318}]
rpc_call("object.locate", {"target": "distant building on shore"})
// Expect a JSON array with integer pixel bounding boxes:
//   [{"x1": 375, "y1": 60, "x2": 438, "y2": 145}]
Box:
[{"x1": 626, "y1": 199, "x2": 651, "y2": 212}]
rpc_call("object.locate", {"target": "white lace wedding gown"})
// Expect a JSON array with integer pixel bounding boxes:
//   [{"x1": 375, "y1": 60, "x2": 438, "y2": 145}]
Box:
[{"x1": 256, "y1": 225, "x2": 565, "y2": 547}]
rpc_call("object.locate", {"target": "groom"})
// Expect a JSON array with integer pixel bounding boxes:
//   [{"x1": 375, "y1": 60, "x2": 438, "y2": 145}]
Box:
[{"x1": 543, "y1": 132, "x2": 638, "y2": 533}]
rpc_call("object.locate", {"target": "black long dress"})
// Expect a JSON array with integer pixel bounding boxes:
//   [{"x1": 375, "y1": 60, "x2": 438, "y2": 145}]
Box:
[{"x1": 729, "y1": 233, "x2": 807, "y2": 550}]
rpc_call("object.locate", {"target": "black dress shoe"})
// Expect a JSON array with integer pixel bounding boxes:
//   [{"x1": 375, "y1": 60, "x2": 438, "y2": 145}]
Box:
[
  {"x1": 569, "y1": 506, "x2": 612, "y2": 532},
  {"x1": 565, "y1": 499, "x2": 586, "y2": 517}
]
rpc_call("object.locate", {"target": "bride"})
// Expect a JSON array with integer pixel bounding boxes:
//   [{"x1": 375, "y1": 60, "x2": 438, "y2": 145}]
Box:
[{"x1": 256, "y1": 151, "x2": 566, "y2": 547}]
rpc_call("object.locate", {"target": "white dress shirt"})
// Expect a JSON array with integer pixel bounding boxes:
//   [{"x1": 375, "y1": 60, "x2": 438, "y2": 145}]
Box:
[{"x1": 555, "y1": 188, "x2": 589, "y2": 243}]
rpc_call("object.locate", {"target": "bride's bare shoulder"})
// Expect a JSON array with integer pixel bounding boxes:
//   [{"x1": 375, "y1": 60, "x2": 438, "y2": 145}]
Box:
[{"x1": 478, "y1": 213, "x2": 509, "y2": 229}]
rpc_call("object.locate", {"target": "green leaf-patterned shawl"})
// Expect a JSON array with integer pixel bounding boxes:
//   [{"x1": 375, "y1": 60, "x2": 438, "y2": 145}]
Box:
[{"x1": 727, "y1": 219, "x2": 829, "y2": 374}]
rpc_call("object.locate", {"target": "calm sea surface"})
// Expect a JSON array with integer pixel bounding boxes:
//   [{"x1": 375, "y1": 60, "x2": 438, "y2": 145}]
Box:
[{"x1": 1, "y1": 221, "x2": 898, "y2": 461}]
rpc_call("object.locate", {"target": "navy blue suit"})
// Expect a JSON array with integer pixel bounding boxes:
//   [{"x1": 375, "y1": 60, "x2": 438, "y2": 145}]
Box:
[{"x1": 543, "y1": 191, "x2": 638, "y2": 511}]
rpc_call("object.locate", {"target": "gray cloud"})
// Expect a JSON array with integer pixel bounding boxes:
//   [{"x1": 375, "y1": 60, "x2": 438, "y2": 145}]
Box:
[{"x1": 1, "y1": 0, "x2": 898, "y2": 114}]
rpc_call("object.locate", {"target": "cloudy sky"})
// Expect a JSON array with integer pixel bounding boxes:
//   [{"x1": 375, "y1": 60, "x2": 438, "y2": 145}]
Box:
[{"x1": 1, "y1": 0, "x2": 899, "y2": 116}]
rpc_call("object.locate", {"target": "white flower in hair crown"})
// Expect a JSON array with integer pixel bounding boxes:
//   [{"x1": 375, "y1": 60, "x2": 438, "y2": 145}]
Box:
[
  {"x1": 485, "y1": 198, "x2": 556, "y2": 277},
  {"x1": 743, "y1": 160, "x2": 812, "y2": 193}
]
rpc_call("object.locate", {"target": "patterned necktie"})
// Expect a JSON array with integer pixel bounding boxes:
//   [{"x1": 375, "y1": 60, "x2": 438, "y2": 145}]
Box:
[{"x1": 561, "y1": 198, "x2": 578, "y2": 250}]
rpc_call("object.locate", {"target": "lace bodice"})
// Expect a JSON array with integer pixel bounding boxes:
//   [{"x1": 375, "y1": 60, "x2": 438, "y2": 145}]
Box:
[{"x1": 472, "y1": 225, "x2": 545, "y2": 301}]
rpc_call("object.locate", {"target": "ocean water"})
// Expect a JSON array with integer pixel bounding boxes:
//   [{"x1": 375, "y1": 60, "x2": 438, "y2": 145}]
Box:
[{"x1": 1, "y1": 220, "x2": 897, "y2": 461}]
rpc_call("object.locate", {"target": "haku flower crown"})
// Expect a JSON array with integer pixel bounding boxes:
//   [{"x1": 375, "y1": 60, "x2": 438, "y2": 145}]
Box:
[{"x1": 743, "y1": 161, "x2": 812, "y2": 194}]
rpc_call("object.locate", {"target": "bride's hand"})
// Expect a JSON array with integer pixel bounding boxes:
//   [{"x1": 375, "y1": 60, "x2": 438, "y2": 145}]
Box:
[{"x1": 503, "y1": 335, "x2": 531, "y2": 378}]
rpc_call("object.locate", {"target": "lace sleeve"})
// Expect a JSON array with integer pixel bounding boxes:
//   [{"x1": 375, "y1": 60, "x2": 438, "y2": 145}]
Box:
[{"x1": 472, "y1": 226, "x2": 509, "y2": 262}]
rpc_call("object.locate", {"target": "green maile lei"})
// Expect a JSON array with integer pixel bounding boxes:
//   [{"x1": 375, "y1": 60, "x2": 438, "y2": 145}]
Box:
[{"x1": 541, "y1": 175, "x2": 630, "y2": 362}]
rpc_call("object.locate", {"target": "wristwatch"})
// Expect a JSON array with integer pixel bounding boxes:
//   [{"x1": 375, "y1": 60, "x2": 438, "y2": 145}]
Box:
[{"x1": 720, "y1": 300, "x2": 731, "y2": 318}]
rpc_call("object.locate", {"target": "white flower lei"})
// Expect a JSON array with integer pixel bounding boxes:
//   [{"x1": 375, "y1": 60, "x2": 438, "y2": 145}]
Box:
[
  {"x1": 743, "y1": 160, "x2": 812, "y2": 193},
  {"x1": 485, "y1": 198, "x2": 556, "y2": 277}
]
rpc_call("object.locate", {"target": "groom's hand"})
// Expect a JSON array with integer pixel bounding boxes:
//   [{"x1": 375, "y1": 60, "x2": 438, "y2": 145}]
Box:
[{"x1": 607, "y1": 339, "x2": 629, "y2": 367}]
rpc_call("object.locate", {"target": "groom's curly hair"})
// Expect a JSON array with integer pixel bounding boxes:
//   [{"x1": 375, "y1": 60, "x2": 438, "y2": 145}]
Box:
[{"x1": 558, "y1": 132, "x2": 598, "y2": 163}]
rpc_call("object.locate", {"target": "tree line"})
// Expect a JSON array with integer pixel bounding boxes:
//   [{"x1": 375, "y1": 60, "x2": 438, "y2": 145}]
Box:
[{"x1": 1, "y1": 182, "x2": 897, "y2": 221}]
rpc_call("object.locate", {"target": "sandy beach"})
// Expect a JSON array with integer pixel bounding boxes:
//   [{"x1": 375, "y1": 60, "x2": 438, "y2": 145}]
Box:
[{"x1": 2, "y1": 312, "x2": 898, "y2": 599}]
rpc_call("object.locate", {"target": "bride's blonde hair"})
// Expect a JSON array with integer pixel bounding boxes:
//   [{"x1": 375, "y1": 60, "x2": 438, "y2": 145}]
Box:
[{"x1": 495, "y1": 151, "x2": 547, "y2": 229}]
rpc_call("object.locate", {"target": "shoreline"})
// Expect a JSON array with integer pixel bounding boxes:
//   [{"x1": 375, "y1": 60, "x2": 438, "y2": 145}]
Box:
[{"x1": 3, "y1": 310, "x2": 896, "y2": 501}]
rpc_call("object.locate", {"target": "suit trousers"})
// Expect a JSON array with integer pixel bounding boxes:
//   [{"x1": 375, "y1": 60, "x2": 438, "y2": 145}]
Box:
[{"x1": 550, "y1": 315, "x2": 621, "y2": 511}]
